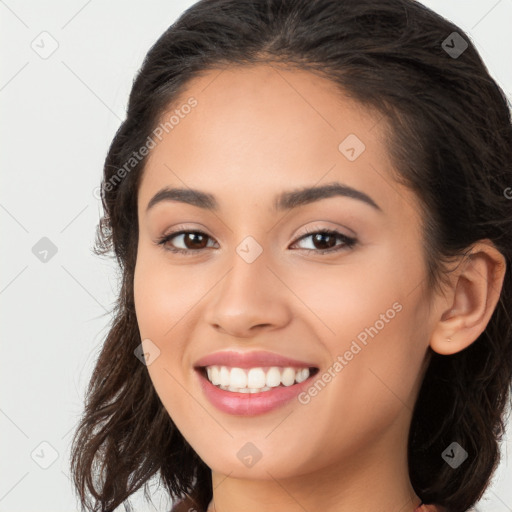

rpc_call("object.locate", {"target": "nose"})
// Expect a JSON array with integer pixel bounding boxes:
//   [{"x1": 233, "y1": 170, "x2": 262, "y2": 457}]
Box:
[{"x1": 203, "y1": 248, "x2": 293, "y2": 338}]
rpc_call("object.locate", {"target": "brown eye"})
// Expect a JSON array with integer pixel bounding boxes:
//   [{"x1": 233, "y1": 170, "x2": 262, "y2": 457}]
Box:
[
  {"x1": 310, "y1": 232, "x2": 336, "y2": 250},
  {"x1": 291, "y1": 229, "x2": 357, "y2": 254},
  {"x1": 180, "y1": 232, "x2": 209, "y2": 250},
  {"x1": 157, "y1": 230, "x2": 216, "y2": 254}
]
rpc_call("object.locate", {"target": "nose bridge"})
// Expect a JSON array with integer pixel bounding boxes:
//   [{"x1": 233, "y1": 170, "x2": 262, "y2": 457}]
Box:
[
  {"x1": 220, "y1": 235, "x2": 275, "y2": 304},
  {"x1": 204, "y1": 234, "x2": 291, "y2": 334}
]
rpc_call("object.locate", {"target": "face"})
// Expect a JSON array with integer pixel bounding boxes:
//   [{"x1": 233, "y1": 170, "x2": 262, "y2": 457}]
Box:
[{"x1": 134, "y1": 64, "x2": 435, "y2": 480}]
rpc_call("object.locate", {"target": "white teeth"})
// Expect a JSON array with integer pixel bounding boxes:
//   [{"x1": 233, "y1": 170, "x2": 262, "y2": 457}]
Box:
[
  {"x1": 211, "y1": 366, "x2": 220, "y2": 385},
  {"x1": 220, "y1": 366, "x2": 230, "y2": 387},
  {"x1": 247, "y1": 368, "x2": 266, "y2": 388},
  {"x1": 230, "y1": 368, "x2": 247, "y2": 388},
  {"x1": 203, "y1": 365, "x2": 312, "y2": 392},
  {"x1": 221, "y1": 385, "x2": 272, "y2": 393},
  {"x1": 296, "y1": 368, "x2": 309, "y2": 383},
  {"x1": 281, "y1": 367, "x2": 296, "y2": 386},
  {"x1": 266, "y1": 367, "x2": 282, "y2": 388}
]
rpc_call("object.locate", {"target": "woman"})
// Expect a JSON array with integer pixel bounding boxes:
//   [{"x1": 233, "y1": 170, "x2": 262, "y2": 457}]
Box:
[{"x1": 69, "y1": 1, "x2": 512, "y2": 511}]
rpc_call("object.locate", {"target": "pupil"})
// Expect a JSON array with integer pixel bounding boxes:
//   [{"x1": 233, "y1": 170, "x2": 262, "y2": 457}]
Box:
[
  {"x1": 186, "y1": 233, "x2": 206, "y2": 249},
  {"x1": 314, "y1": 233, "x2": 335, "y2": 250}
]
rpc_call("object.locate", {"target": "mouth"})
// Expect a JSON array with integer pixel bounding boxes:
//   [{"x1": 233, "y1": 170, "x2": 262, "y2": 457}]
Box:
[
  {"x1": 195, "y1": 365, "x2": 320, "y2": 393},
  {"x1": 194, "y1": 364, "x2": 320, "y2": 416}
]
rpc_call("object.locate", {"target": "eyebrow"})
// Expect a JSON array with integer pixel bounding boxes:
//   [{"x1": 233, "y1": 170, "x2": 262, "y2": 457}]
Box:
[{"x1": 145, "y1": 182, "x2": 382, "y2": 213}]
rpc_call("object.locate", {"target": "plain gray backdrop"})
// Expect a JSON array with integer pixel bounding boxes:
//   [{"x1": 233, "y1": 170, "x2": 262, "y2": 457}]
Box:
[{"x1": 1, "y1": 1, "x2": 511, "y2": 511}]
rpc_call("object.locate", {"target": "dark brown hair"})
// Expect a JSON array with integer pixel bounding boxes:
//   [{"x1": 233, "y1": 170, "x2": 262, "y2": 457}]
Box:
[{"x1": 69, "y1": 1, "x2": 512, "y2": 511}]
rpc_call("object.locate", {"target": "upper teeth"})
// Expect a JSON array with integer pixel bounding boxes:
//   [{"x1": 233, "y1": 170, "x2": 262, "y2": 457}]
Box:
[{"x1": 205, "y1": 365, "x2": 311, "y2": 391}]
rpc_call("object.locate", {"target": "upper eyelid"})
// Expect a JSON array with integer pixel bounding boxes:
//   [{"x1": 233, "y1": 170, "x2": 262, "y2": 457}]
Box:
[
  {"x1": 162, "y1": 221, "x2": 354, "y2": 239},
  {"x1": 162, "y1": 226, "x2": 353, "y2": 240}
]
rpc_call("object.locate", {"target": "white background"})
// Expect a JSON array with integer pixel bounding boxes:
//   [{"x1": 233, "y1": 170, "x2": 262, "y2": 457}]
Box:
[{"x1": 1, "y1": 1, "x2": 511, "y2": 511}]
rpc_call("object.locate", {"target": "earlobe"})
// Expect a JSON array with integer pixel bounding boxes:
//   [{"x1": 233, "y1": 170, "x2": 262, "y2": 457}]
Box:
[{"x1": 429, "y1": 240, "x2": 507, "y2": 356}]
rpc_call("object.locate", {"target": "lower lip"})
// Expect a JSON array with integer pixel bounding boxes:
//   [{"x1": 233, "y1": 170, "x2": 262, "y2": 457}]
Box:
[{"x1": 195, "y1": 368, "x2": 317, "y2": 416}]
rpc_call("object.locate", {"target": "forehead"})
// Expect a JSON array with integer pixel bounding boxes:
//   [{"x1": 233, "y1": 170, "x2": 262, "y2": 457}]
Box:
[
  {"x1": 161, "y1": 63, "x2": 381, "y2": 147},
  {"x1": 138, "y1": 64, "x2": 415, "y2": 220}
]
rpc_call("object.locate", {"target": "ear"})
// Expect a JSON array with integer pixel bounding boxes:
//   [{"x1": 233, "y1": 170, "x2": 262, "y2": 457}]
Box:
[{"x1": 429, "y1": 239, "x2": 507, "y2": 356}]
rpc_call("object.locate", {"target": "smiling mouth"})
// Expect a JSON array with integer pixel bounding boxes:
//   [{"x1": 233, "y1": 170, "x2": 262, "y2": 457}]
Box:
[{"x1": 196, "y1": 365, "x2": 320, "y2": 393}]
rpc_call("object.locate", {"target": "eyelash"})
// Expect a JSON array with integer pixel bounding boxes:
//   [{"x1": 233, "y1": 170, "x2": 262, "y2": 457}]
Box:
[{"x1": 155, "y1": 226, "x2": 357, "y2": 256}]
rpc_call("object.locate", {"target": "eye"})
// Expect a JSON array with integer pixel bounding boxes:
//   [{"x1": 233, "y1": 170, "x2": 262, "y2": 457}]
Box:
[
  {"x1": 156, "y1": 229, "x2": 217, "y2": 254},
  {"x1": 290, "y1": 227, "x2": 357, "y2": 254},
  {"x1": 155, "y1": 227, "x2": 357, "y2": 255}
]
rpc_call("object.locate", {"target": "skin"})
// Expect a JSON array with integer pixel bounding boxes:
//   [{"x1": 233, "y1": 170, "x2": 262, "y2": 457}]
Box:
[{"x1": 133, "y1": 64, "x2": 506, "y2": 512}]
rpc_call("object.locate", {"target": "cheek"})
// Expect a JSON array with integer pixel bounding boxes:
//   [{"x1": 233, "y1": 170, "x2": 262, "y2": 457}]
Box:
[
  {"x1": 288, "y1": 246, "x2": 414, "y2": 345},
  {"x1": 133, "y1": 252, "x2": 199, "y2": 420},
  {"x1": 295, "y1": 303, "x2": 425, "y2": 470},
  {"x1": 133, "y1": 247, "x2": 217, "y2": 401},
  {"x1": 133, "y1": 247, "x2": 209, "y2": 338},
  {"x1": 299, "y1": 244, "x2": 426, "y2": 414}
]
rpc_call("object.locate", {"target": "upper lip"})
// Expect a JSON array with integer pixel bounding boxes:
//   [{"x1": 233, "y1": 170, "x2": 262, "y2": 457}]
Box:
[{"x1": 194, "y1": 350, "x2": 319, "y2": 369}]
